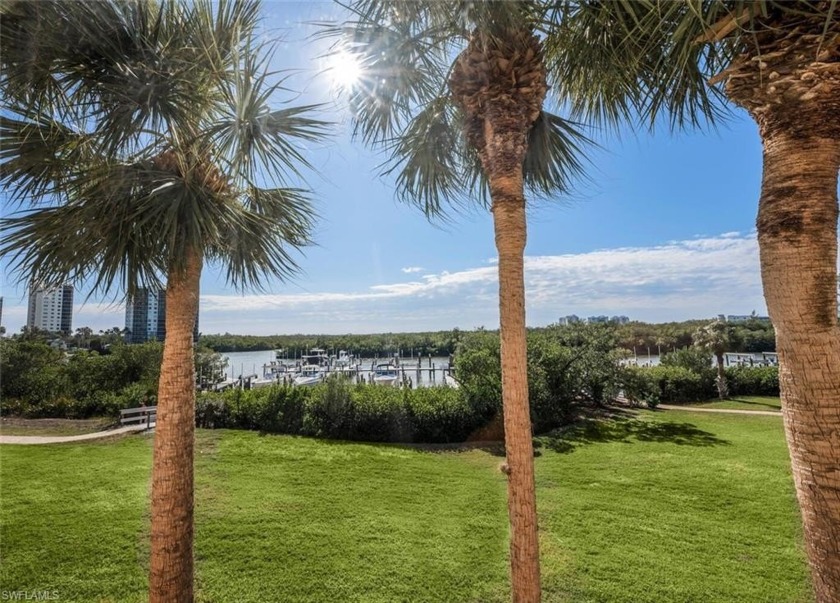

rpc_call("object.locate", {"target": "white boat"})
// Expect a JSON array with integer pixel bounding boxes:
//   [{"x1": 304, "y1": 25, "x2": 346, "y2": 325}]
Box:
[
  {"x1": 372, "y1": 362, "x2": 401, "y2": 387},
  {"x1": 301, "y1": 348, "x2": 330, "y2": 367},
  {"x1": 263, "y1": 361, "x2": 293, "y2": 379},
  {"x1": 250, "y1": 375, "x2": 277, "y2": 389},
  {"x1": 293, "y1": 365, "x2": 325, "y2": 387},
  {"x1": 334, "y1": 350, "x2": 354, "y2": 366}
]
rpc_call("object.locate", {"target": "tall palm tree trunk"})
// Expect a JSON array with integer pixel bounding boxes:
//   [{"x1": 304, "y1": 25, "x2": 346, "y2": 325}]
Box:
[
  {"x1": 722, "y1": 21, "x2": 840, "y2": 598},
  {"x1": 714, "y1": 352, "x2": 727, "y2": 399},
  {"x1": 490, "y1": 167, "x2": 541, "y2": 603},
  {"x1": 150, "y1": 247, "x2": 202, "y2": 603},
  {"x1": 449, "y1": 26, "x2": 547, "y2": 602},
  {"x1": 757, "y1": 132, "x2": 840, "y2": 602}
]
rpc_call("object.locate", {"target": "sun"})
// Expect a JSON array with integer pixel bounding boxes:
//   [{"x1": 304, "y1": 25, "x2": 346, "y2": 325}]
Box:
[{"x1": 326, "y1": 49, "x2": 363, "y2": 91}]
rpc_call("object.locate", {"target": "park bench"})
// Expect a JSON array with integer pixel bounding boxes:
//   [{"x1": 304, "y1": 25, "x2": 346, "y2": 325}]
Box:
[{"x1": 120, "y1": 406, "x2": 157, "y2": 429}]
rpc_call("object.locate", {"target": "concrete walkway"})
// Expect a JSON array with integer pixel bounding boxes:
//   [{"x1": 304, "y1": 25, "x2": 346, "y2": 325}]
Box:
[
  {"x1": 0, "y1": 423, "x2": 154, "y2": 445},
  {"x1": 659, "y1": 405, "x2": 782, "y2": 417}
]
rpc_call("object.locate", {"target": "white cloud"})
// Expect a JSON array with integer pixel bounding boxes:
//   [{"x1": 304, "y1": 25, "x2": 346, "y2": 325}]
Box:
[
  {"x1": 2, "y1": 232, "x2": 786, "y2": 335},
  {"x1": 400, "y1": 266, "x2": 424, "y2": 274},
  {"x1": 196, "y1": 232, "x2": 770, "y2": 333}
]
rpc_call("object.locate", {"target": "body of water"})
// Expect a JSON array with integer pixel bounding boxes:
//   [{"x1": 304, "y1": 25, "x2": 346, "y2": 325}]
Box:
[{"x1": 220, "y1": 350, "x2": 452, "y2": 387}]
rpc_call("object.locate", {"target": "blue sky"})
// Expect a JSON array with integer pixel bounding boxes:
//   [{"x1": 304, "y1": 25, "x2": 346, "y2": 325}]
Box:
[{"x1": 1, "y1": 1, "x2": 780, "y2": 336}]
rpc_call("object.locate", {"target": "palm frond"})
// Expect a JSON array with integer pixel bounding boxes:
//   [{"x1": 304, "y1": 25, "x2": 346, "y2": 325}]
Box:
[
  {"x1": 208, "y1": 186, "x2": 316, "y2": 290},
  {"x1": 316, "y1": 9, "x2": 454, "y2": 145},
  {"x1": 1, "y1": 0, "x2": 324, "y2": 299},
  {"x1": 207, "y1": 52, "x2": 330, "y2": 185},
  {"x1": 381, "y1": 98, "x2": 470, "y2": 218},
  {"x1": 523, "y1": 112, "x2": 592, "y2": 199},
  {"x1": 0, "y1": 111, "x2": 94, "y2": 206}
]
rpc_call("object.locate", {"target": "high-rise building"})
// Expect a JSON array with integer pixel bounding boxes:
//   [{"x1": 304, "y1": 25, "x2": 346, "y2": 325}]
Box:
[
  {"x1": 26, "y1": 283, "x2": 74, "y2": 334},
  {"x1": 125, "y1": 288, "x2": 199, "y2": 343},
  {"x1": 125, "y1": 288, "x2": 166, "y2": 343}
]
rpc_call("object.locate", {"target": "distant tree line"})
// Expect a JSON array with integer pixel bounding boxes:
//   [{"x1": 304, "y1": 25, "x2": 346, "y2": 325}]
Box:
[
  {"x1": 0, "y1": 338, "x2": 227, "y2": 418},
  {"x1": 197, "y1": 318, "x2": 776, "y2": 357},
  {"x1": 198, "y1": 329, "x2": 468, "y2": 357}
]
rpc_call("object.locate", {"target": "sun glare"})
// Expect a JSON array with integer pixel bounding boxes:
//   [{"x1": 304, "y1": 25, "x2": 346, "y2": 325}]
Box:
[{"x1": 327, "y1": 50, "x2": 363, "y2": 90}]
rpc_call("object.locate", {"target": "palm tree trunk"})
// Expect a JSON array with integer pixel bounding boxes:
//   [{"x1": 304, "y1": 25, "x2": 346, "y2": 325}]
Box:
[
  {"x1": 149, "y1": 247, "x2": 202, "y2": 603},
  {"x1": 489, "y1": 166, "x2": 541, "y2": 603},
  {"x1": 714, "y1": 352, "x2": 727, "y2": 399},
  {"x1": 758, "y1": 131, "x2": 840, "y2": 603}
]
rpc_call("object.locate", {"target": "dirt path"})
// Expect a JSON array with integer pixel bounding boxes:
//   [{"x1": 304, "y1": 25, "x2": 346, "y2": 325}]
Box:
[
  {"x1": 658, "y1": 405, "x2": 782, "y2": 417},
  {"x1": 0, "y1": 424, "x2": 154, "y2": 445}
]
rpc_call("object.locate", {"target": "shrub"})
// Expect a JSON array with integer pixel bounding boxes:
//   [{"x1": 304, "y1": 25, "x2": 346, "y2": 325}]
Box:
[
  {"x1": 196, "y1": 394, "x2": 230, "y2": 429},
  {"x1": 224, "y1": 389, "x2": 267, "y2": 430},
  {"x1": 644, "y1": 365, "x2": 715, "y2": 403},
  {"x1": 260, "y1": 385, "x2": 308, "y2": 434},
  {"x1": 303, "y1": 377, "x2": 355, "y2": 438},
  {"x1": 620, "y1": 366, "x2": 655, "y2": 406},
  {"x1": 192, "y1": 380, "x2": 503, "y2": 444},
  {"x1": 349, "y1": 385, "x2": 409, "y2": 442},
  {"x1": 725, "y1": 365, "x2": 780, "y2": 396},
  {"x1": 660, "y1": 347, "x2": 714, "y2": 377},
  {"x1": 405, "y1": 386, "x2": 482, "y2": 443}
]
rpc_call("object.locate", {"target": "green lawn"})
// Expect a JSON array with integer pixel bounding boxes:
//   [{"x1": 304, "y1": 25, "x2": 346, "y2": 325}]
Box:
[
  {"x1": 0, "y1": 417, "x2": 114, "y2": 436},
  {"x1": 0, "y1": 411, "x2": 811, "y2": 602},
  {"x1": 687, "y1": 396, "x2": 782, "y2": 412}
]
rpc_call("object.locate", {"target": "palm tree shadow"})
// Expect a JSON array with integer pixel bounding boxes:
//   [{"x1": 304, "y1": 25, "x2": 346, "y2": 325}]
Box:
[
  {"x1": 726, "y1": 397, "x2": 781, "y2": 410},
  {"x1": 536, "y1": 414, "x2": 729, "y2": 454}
]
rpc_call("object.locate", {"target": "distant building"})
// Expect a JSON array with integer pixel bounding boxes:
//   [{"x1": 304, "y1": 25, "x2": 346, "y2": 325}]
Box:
[
  {"x1": 125, "y1": 287, "x2": 199, "y2": 343},
  {"x1": 559, "y1": 314, "x2": 630, "y2": 326},
  {"x1": 724, "y1": 314, "x2": 770, "y2": 323},
  {"x1": 26, "y1": 283, "x2": 73, "y2": 334},
  {"x1": 558, "y1": 315, "x2": 581, "y2": 325},
  {"x1": 125, "y1": 288, "x2": 166, "y2": 343}
]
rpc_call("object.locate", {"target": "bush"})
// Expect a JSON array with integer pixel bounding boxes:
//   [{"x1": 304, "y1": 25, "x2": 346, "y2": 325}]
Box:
[
  {"x1": 193, "y1": 379, "x2": 502, "y2": 444},
  {"x1": 642, "y1": 365, "x2": 715, "y2": 403},
  {"x1": 260, "y1": 385, "x2": 308, "y2": 434},
  {"x1": 660, "y1": 347, "x2": 714, "y2": 377},
  {"x1": 196, "y1": 395, "x2": 230, "y2": 429},
  {"x1": 454, "y1": 325, "x2": 626, "y2": 434},
  {"x1": 405, "y1": 386, "x2": 482, "y2": 443},
  {"x1": 725, "y1": 365, "x2": 779, "y2": 396},
  {"x1": 349, "y1": 385, "x2": 410, "y2": 442},
  {"x1": 303, "y1": 376, "x2": 356, "y2": 438}
]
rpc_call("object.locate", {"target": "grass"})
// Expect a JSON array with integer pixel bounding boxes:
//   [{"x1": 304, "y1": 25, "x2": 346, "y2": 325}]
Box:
[
  {"x1": 0, "y1": 417, "x2": 115, "y2": 436},
  {"x1": 687, "y1": 396, "x2": 782, "y2": 411},
  {"x1": 0, "y1": 411, "x2": 811, "y2": 602}
]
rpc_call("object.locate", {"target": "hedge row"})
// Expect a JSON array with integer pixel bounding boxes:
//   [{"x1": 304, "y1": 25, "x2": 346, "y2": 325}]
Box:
[
  {"x1": 622, "y1": 364, "x2": 779, "y2": 404},
  {"x1": 196, "y1": 378, "x2": 498, "y2": 444}
]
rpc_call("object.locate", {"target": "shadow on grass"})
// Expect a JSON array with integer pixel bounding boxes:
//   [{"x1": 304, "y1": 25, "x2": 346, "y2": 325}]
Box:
[
  {"x1": 536, "y1": 414, "x2": 730, "y2": 455},
  {"x1": 247, "y1": 407, "x2": 728, "y2": 458},
  {"x1": 721, "y1": 397, "x2": 780, "y2": 410}
]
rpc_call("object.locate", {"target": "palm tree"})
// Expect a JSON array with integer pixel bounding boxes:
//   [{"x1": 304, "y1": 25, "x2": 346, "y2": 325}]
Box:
[
  {"x1": 548, "y1": 2, "x2": 839, "y2": 598},
  {"x1": 0, "y1": 1, "x2": 326, "y2": 600},
  {"x1": 320, "y1": 3, "x2": 592, "y2": 599},
  {"x1": 693, "y1": 319, "x2": 732, "y2": 399}
]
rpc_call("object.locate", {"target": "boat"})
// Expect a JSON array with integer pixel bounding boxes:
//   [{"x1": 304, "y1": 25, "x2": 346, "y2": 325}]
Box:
[
  {"x1": 263, "y1": 360, "x2": 293, "y2": 379},
  {"x1": 334, "y1": 350, "x2": 354, "y2": 366},
  {"x1": 293, "y1": 365, "x2": 325, "y2": 387},
  {"x1": 301, "y1": 348, "x2": 330, "y2": 367},
  {"x1": 250, "y1": 374, "x2": 277, "y2": 389},
  {"x1": 372, "y1": 361, "x2": 401, "y2": 387}
]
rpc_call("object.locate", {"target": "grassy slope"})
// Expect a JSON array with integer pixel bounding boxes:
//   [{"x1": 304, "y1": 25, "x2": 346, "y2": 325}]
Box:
[
  {"x1": 688, "y1": 396, "x2": 782, "y2": 411},
  {"x1": 0, "y1": 411, "x2": 811, "y2": 602},
  {"x1": 0, "y1": 437, "x2": 152, "y2": 602},
  {"x1": 0, "y1": 417, "x2": 115, "y2": 436}
]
